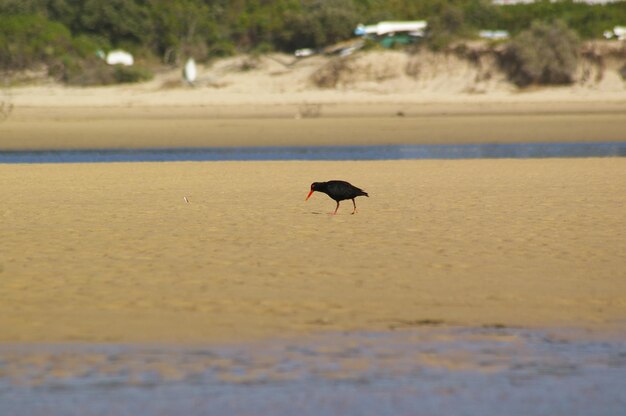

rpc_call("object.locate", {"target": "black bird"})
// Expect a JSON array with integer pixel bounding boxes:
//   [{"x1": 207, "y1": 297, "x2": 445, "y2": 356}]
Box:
[{"x1": 305, "y1": 180, "x2": 369, "y2": 215}]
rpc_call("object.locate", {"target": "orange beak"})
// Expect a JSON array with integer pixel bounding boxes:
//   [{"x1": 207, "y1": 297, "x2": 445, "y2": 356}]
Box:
[{"x1": 305, "y1": 189, "x2": 314, "y2": 201}]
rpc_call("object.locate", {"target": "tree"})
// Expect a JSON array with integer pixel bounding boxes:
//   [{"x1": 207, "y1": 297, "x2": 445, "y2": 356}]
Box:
[
  {"x1": 149, "y1": 0, "x2": 218, "y2": 63},
  {"x1": 277, "y1": 0, "x2": 360, "y2": 51},
  {"x1": 78, "y1": 0, "x2": 153, "y2": 47}
]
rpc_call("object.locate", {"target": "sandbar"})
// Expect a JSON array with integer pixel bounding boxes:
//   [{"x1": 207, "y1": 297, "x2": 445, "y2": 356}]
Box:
[{"x1": 1, "y1": 159, "x2": 625, "y2": 343}]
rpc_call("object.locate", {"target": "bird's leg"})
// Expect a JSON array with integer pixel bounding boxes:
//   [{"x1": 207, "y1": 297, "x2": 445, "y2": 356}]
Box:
[
  {"x1": 332, "y1": 201, "x2": 340, "y2": 215},
  {"x1": 351, "y1": 198, "x2": 358, "y2": 214}
]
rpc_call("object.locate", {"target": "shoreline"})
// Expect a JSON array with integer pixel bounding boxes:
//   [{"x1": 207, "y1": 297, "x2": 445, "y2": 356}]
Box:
[
  {"x1": 2, "y1": 102, "x2": 626, "y2": 150},
  {"x1": 8, "y1": 100, "x2": 626, "y2": 118},
  {"x1": 3, "y1": 52, "x2": 625, "y2": 150}
]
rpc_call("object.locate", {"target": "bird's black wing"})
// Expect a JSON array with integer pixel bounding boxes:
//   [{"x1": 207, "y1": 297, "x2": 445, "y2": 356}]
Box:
[{"x1": 326, "y1": 180, "x2": 367, "y2": 200}]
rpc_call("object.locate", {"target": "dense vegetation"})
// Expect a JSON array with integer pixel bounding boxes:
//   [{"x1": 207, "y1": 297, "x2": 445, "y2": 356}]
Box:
[
  {"x1": 0, "y1": 0, "x2": 624, "y2": 85},
  {"x1": 500, "y1": 20, "x2": 581, "y2": 86}
]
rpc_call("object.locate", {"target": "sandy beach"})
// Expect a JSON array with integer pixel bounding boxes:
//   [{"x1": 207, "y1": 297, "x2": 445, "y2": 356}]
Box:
[
  {"x1": 2, "y1": 52, "x2": 626, "y2": 416},
  {"x1": 1, "y1": 51, "x2": 626, "y2": 345},
  {"x1": 1, "y1": 159, "x2": 625, "y2": 343},
  {"x1": 2, "y1": 103, "x2": 626, "y2": 150},
  {"x1": 2, "y1": 50, "x2": 626, "y2": 150}
]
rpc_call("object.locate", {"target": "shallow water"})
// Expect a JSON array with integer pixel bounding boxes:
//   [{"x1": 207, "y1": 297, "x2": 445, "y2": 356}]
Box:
[
  {"x1": 1, "y1": 142, "x2": 626, "y2": 163},
  {"x1": 1, "y1": 327, "x2": 625, "y2": 416}
]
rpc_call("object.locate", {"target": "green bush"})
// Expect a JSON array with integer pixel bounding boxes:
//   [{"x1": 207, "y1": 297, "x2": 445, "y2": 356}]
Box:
[
  {"x1": 44, "y1": 53, "x2": 152, "y2": 86},
  {"x1": 500, "y1": 20, "x2": 580, "y2": 87},
  {"x1": 77, "y1": 0, "x2": 153, "y2": 47},
  {"x1": 113, "y1": 65, "x2": 153, "y2": 84},
  {"x1": 494, "y1": 1, "x2": 626, "y2": 39},
  {"x1": 71, "y1": 35, "x2": 109, "y2": 59},
  {"x1": 276, "y1": 0, "x2": 360, "y2": 51},
  {"x1": 0, "y1": 14, "x2": 73, "y2": 70},
  {"x1": 426, "y1": 5, "x2": 468, "y2": 51},
  {"x1": 149, "y1": 0, "x2": 219, "y2": 63}
]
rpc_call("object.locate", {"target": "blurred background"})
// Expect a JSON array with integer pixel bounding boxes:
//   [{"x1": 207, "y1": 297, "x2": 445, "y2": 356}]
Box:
[{"x1": 1, "y1": 0, "x2": 624, "y2": 88}]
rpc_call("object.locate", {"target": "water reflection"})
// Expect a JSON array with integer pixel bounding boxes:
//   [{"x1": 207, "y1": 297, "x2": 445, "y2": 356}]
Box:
[{"x1": 1, "y1": 327, "x2": 625, "y2": 416}]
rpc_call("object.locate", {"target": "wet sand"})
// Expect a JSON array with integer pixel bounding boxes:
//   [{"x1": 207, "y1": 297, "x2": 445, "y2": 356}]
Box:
[
  {"x1": 2, "y1": 103, "x2": 626, "y2": 150},
  {"x1": 2, "y1": 327, "x2": 625, "y2": 416},
  {"x1": 1, "y1": 159, "x2": 625, "y2": 343}
]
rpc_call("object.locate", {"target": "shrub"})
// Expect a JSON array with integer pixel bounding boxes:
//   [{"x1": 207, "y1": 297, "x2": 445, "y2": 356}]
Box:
[
  {"x1": 50, "y1": 57, "x2": 114, "y2": 85},
  {"x1": 310, "y1": 56, "x2": 353, "y2": 88},
  {"x1": 501, "y1": 20, "x2": 580, "y2": 87},
  {"x1": 425, "y1": 4, "x2": 483, "y2": 51},
  {"x1": 51, "y1": 58, "x2": 153, "y2": 86},
  {"x1": 78, "y1": 0, "x2": 153, "y2": 47},
  {"x1": 0, "y1": 14, "x2": 73, "y2": 70},
  {"x1": 149, "y1": 0, "x2": 219, "y2": 63},
  {"x1": 493, "y1": 1, "x2": 626, "y2": 39},
  {"x1": 277, "y1": 0, "x2": 360, "y2": 51},
  {"x1": 113, "y1": 65, "x2": 153, "y2": 84},
  {"x1": 72, "y1": 34, "x2": 110, "y2": 59}
]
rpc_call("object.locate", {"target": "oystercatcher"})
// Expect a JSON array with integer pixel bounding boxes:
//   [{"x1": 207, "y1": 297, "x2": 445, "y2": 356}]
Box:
[{"x1": 305, "y1": 180, "x2": 369, "y2": 215}]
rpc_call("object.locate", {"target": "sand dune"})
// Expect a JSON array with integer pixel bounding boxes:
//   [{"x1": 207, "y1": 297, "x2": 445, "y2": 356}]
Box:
[
  {"x1": 2, "y1": 50, "x2": 625, "y2": 150},
  {"x1": 1, "y1": 159, "x2": 625, "y2": 343}
]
